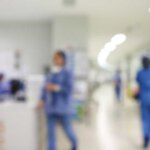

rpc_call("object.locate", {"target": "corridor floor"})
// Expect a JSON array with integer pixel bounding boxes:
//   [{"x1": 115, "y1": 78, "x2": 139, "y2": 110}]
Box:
[{"x1": 44, "y1": 85, "x2": 144, "y2": 150}]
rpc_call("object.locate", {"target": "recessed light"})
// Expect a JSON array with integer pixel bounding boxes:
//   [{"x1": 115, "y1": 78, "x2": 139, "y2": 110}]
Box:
[{"x1": 148, "y1": 8, "x2": 150, "y2": 12}]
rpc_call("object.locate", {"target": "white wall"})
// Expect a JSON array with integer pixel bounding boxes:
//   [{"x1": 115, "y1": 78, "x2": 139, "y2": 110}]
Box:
[
  {"x1": 0, "y1": 18, "x2": 89, "y2": 74},
  {"x1": 52, "y1": 16, "x2": 88, "y2": 51},
  {"x1": 0, "y1": 22, "x2": 52, "y2": 74}
]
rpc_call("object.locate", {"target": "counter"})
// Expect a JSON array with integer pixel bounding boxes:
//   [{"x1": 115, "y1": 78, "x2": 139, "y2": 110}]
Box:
[{"x1": 0, "y1": 102, "x2": 39, "y2": 150}]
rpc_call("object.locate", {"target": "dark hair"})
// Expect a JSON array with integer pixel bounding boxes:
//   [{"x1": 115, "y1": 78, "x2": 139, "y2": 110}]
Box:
[
  {"x1": 142, "y1": 56, "x2": 150, "y2": 69},
  {"x1": 55, "y1": 50, "x2": 67, "y2": 64}
]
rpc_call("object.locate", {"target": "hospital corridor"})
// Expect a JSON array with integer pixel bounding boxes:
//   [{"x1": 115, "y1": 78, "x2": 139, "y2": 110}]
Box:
[{"x1": 0, "y1": 0, "x2": 150, "y2": 150}]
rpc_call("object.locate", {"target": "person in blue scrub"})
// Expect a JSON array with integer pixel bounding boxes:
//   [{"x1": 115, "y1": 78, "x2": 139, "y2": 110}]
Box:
[
  {"x1": 114, "y1": 69, "x2": 122, "y2": 102},
  {"x1": 136, "y1": 56, "x2": 150, "y2": 149},
  {"x1": 0, "y1": 74, "x2": 10, "y2": 101},
  {"x1": 37, "y1": 51, "x2": 77, "y2": 150}
]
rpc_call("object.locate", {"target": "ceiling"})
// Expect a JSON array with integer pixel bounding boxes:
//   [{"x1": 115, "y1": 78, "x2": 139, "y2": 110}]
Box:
[
  {"x1": 0, "y1": 0, "x2": 149, "y2": 64},
  {"x1": 0, "y1": 0, "x2": 149, "y2": 21}
]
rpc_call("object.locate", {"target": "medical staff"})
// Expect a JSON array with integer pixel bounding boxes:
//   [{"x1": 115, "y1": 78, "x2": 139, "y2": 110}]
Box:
[
  {"x1": 136, "y1": 55, "x2": 150, "y2": 149},
  {"x1": 114, "y1": 69, "x2": 122, "y2": 102},
  {"x1": 0, "y1": 73, "x2": 10, "y2": 101},
  {"x1": 37, "y1": 51, "x2": 77, "y2": 150}
]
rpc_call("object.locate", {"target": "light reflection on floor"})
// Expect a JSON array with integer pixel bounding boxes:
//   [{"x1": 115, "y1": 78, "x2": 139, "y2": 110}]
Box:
[{"x1": 95, "y1": 85, "x2": 142, "y2": 150}]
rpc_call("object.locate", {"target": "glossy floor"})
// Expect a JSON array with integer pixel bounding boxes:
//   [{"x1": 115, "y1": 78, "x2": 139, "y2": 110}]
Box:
[{"x1": 42, "y1": 85, "x2": 145, "y2": 150}]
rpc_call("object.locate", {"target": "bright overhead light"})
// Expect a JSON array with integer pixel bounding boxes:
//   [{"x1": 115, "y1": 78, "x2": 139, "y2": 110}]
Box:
[
  {"x1": 97, "y1": 51, "x2": 105, "y2": 64},
  {"x1": 97, "y1": 42, "x2": 116, "y2": 67},
  {"x1": 149, "y1": 8, "x2": 150, "y2": 12},
  {"x1": 97, "y1": 49, "x2": 111, "y2": 66},
  {"x1": 97, "y1": 33, "x2": 127, "y2": 69},
  {"x1": 111, "y1": 34, "x2": 127, "y2": 45},
  {"x1": 97, "y1": 50, "x2": 112, "y2": 69},
  {"x1": 104, "y1": 42, "x2": 116, "y2": 52}
]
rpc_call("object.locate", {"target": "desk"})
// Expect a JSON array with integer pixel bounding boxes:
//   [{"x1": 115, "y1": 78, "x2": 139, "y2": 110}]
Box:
[{"x1": 0, "y1": 102, "x2": 39, "y2": 150}]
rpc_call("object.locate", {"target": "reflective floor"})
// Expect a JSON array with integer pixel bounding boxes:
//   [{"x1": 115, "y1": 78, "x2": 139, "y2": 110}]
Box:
[
  {"x1": 42, "y1": 85, "x2": 145, "y2": 150},
  {"x1": 93, "y1": 85, "x2": 142, "y2": 150}
]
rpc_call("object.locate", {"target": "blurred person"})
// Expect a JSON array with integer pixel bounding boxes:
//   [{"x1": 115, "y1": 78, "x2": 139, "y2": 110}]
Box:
[
  {"x1": 113, "y1": 69, "x2": 123, "y2": 102},
  {"x1": 10, "y1": 79, "x2": 26, "y2": 101},
  {"x1": 0, "y1": 73, "x2": 10, "y2": 101},
  {"x1": 37, "y1": 51, "x2": 77, "y2": 150},
  {"x1": 136, "y1": 55, "x2": 150, "y2": 149}
]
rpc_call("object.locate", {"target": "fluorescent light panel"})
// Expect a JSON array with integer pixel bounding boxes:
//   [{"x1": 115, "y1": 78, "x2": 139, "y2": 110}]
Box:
[{"x1": 97, "y1": 33, "x2": 127, "y2": 69}]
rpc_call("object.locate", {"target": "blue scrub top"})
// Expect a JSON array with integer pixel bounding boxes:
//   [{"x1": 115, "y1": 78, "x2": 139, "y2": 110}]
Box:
[
  {"x1": 41, "y1": 69, "x2": 74, "y2": 115},
  {"x1": 136, "y1": 69, "x2": 150, "y2": 106},
  {"x1": 0, "y1": 81, "x2": 10, "y2": 95}
]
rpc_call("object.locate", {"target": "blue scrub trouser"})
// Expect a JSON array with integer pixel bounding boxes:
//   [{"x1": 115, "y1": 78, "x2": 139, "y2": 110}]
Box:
[
  {"x1": 140, "y1": 105, "x2": 150, "y2": 138},
  {"x1": 115, "y1": 86, "x2": 121, "y2": 101},
  {"x1": 47, "y1": 114, "x2": 77, "y2": 150}
]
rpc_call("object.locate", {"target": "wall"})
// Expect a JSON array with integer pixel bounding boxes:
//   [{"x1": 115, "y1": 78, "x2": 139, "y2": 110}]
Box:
[
  {"x1": 0, "y1": 17, "x2": 89, "y2": 74},
  {"x1": 0, "y1": 22, "x2": 52, "y2": 74},
  {"x1": 52, "y1": 16, "x2": 88, "y2": 51}
]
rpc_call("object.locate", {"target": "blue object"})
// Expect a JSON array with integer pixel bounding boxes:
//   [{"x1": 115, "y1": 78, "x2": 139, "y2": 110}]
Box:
[
  {"x1": 136, "y1": 69, "x2": 150, "y2": 106},
  {"x1": 41, "y1": 68, "x2": 77, "y2": 150},
  {"x1": 0, "y1": 81, "x2": 10, "y2": 95},
  {"x1": 114, "y1": 72, "x2": 122, "y2": 101},
  {"x1": 136, "y1": 69, "x2": 150, "y2": 138},
  {"x1": 115, "y1": 86, "x2": 121, "y2": 101},
  {"x1": 140, "y1": 105, "x2": 150, "y2": 139},
  {"x1": 47, "y1": 114, "x2": 77, "y2": 150},
  {"x1": 41, "y1": 69, "x2": 74, "y2": 115}
]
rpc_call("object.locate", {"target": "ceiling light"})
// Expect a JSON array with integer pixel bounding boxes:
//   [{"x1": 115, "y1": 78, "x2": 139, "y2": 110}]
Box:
[
  {"x1": 97, "y1": 49, "x2": 111, "y2": 66},
  {"x1": 104, "y1": 42, "x2": 116, "y2": 52},
  {"x1": 148, "y1": 8, "x2": 150, "y2": 12},
  {"x1": 97, "y1": 51, "x2": 112, "y2": 69},
  {"x1": 111, "y1": 34, "x2": 127, "y2": 45},
  {"x1": 97, "y1": 43, "x2": 116, "y2": 68},
  {"x1": 97, "y1": 33, "x2": 127, "y2": 69}
]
